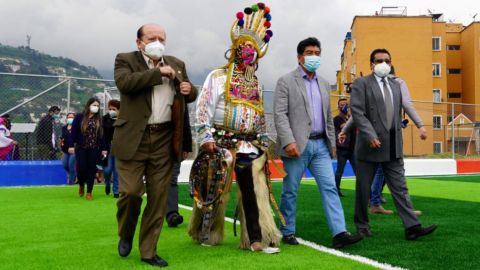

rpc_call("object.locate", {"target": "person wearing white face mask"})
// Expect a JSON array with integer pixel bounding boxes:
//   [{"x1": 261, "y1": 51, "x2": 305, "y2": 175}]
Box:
[
  {"x1": 274, "y1": 37, "x2": 364, "y2": 249},
  {"x1": 68, "y1": 98, "x2": 108, "y2": 201},
  {"x1": 113, "y1": 23, "x2": 197, "y2": 267},
  {"x1": 60, "y1": 112, "x2": 77, "y2": 185},
  {"x1": 102, "y1": 99, "x2": 120, "y2": 198},
  {"x1": 350, "y1": 48, "x2": 438, "y2": 240}
]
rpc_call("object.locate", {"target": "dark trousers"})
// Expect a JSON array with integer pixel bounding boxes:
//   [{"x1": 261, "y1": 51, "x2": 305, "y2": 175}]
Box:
[
  {"x1": 116, "y1": 129, "x2": 173, "y2": 259},
  {"x1": 166, "y1": 161, "x2": 181, "y2": 223},
  {"x1": 354, "y1": 130, "x2": 420, "y2": 230},
  {"x1": 75, "y1": 147, "x2": 100, "y2": 193},
  {"x1": 235, "y1": 157, "x2": 262, "y2": 244},
  {"x1": 334, "y1": 149, "x2": 357, "y2": 192}
]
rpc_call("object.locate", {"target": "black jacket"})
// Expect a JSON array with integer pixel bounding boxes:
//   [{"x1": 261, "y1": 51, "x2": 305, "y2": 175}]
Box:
[
  {"x1": 103, "y1": 114, "x2": 116, "y2": 147},
  {"x1": 182, "y1": 106, "x2": 192, "y2": 153},
  {"x1": 60, "y1": 125, "x2": 72, "y2": 153},
  {"x1": 36, "y1": 114, "x2": 55, "y2": 149}
]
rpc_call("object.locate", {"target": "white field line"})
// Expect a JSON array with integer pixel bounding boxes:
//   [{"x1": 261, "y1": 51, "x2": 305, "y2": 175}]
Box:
[{"x1": 178, "y1": 204, "x2": 408, "y2": 270}]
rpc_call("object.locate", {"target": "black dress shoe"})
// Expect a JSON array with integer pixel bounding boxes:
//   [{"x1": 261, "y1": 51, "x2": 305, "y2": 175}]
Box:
[
  {"x1": 357, "y1": 228, "x2": 373, "y2": 237},
  {"x1": 333, "y1": 232, "x2": 364, "y2": 248},
  {"x1": 168, "y1": 215, "x2": 184, "y2": 228},
  {"x1": 282, "y1": 234, "x2": 299, "y2": 245},
  {"x1": 114, "y1": 194, "x2": 119, "y2": 198},
  {"x1": 405, "y1": 224, "x2": 438, "y2": 241},
  {"x1": 118, "y1": 236, "x2": 133, "y2": 257},
  {"x1": 105, "y1": 185, "x2": 111, "y2": 195},
  {"x1": 141, "y1": 255, "x2": 168, "y2": 268}
]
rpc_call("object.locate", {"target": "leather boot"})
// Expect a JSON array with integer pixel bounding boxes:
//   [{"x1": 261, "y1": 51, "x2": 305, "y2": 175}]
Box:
[
  {"x1": 79, "y1": 185, "x2": 85, "y2": 197},
  {"x1": 86, "y1": 193, "x2": 93, "y2": 201},
  {"x1": 369, "y1": 205, "x2": 393, "y2": 214}
]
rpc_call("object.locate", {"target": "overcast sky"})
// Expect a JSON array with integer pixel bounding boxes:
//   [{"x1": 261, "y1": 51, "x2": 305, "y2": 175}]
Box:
[{"x1": 1, "y1": 0, "x2": 479, "y2": 89}]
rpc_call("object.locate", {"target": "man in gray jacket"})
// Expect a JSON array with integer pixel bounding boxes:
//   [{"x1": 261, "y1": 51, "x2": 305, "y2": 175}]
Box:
[
  {"x1": 274, "y1": 37, "x2": 363, "y2": 249},
  {"x1": 350, "y1": 48, "x2": 437, "y2": 240}
]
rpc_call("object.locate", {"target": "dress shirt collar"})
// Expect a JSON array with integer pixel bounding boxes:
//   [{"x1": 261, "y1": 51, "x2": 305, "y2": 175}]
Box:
[
  {"x1": 298, "y1": 65, "x2": 317, "y2": 81},
  {"x1": 142, "y1": 52, "x2": 164, "y2": 68},
  {"x1": 374, "y1": 73, "x2": 389, "y2": 85}
]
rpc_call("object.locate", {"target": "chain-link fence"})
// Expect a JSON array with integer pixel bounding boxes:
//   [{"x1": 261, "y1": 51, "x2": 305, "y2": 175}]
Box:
[
  {"x1": 2, "y1": 73, "x2": 479, "y2": 161},
  {"x1": 0, "y1": 72, "x2": 115, "y2": 160}
]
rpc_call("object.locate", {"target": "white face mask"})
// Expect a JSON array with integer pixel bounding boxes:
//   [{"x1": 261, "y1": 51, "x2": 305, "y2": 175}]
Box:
[
  {"x1": 373, "y1": 62, "x2": 391, "y2": 78},
  {"x1": 108, "y1": 110, "x2": 118, "y2": 118},
  {"x1": 90, "y1": 105, "x2": 99, "y2": 114},
  {"x1": 141, "y1": 40, "x2": 165, "y2": 60}
]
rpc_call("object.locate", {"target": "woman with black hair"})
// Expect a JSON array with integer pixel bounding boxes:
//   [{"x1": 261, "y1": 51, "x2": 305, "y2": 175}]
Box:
[
  {"x1": 61, "y1": 112, "x2": 77, "y2": 185},
  {"x1": 69, "y1": 98, "x2": 107, "y2": 200}
]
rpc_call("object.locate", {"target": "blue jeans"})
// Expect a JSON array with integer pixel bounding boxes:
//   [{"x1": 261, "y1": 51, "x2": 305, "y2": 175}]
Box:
[
  {"x1": 334, "y1": 149, "x2": 357, "y2": 192},
  {"x1": 370, "y1": 165, "x2": 384, "y2": 206},
  {"x1": 103, "y1": 145, "x2": 119, "y2": 195},
  {"x1": 280, "y1": 138, "x2": 347, "y2": 237},
  {"x1": 62, "y1": 153, "x2": 77, "y2": 185}
]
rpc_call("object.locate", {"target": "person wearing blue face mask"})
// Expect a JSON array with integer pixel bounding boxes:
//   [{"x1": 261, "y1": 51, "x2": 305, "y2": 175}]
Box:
[
  {"x1": 61, "y1": 113, "x2": 77, "y2": 185},
  {"x1": 36, "y1": 105, "x2": 61, "y2": 160},
  {"x1": 274, "y1": 37, "x2": 363, "y2": 249},
  {"x1": 333, "y1": 98, "x2": 357, "y2": 197}
]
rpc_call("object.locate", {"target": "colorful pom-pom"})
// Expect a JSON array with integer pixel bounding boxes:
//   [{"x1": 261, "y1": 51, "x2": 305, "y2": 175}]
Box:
[
  {"x1": 251, "y1": 5, "x2": 259, "y2": 12},
  {"x1": 264, "y1": 21, "x2": 271, "y2": 28},
  {"x1": 257, "y1": 3, "x2": 265, "y2": 9},
  {"x1": 236, "y1": 12, "x2": 244, "y2": 19},
  {"x1": 265, "y1": 30, "x2": 273, "y2": 37},
  {"x1": 264, "y1": 13, "x2": 272, "y2": 21},
  {"x1": 238, "y1": 19, "x2": 245, "y2": 26},
  {"x1": 244, "y1": 7, "x2": 252, "y2": 14},
  {"x1": 263, "y1": 36, "x2": 270, "y2": 43},
  {"x1": 264, "y1": 6, "x2": 270, "y2": 13}
]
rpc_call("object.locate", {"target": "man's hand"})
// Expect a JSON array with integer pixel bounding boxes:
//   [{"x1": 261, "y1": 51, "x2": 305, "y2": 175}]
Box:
[
  {"x1": 182, "y1": 151, "x2": 188, "y2": 161},
  {"x1": 285, "y1": 142, "x2": 300, "y2": 158},
  {"x1": 68, "y1": 147, "x2": 74, "y2": 154},
  {"x1": 179, "y1": 82, "x2": 191, "y2": 95},
  {"x1": 101, "y1": 150, "x2": 108, "y2": 156},
  {"x1": 419, "y1": 126, "x2": 427, "y2": 140},
  {"x1": 338, "y1": 132, "x2": 346, "y2": 144},
  {"x1": 368, "y1": 138, "x2": 381, "y2": 148},
  {"x1": 159, "y1": 65, "x2": 175, "y2": 80},
  {"x1": 201, "y1": 142, "x2": 216, "y2": 153}
]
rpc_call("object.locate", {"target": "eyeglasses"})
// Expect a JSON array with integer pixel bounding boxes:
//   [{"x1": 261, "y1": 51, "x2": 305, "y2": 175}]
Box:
[
  {"x1": 373, "y1": 59, "x2": 391, "y2": 64},
  {"x1": 304, "y1": 51, "x2": 321, "y2": 56}
]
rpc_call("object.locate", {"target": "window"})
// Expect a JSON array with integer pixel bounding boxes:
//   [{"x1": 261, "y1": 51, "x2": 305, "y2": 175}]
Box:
[
  {"x1": 433, "y1": 115, "x2": 442, "y2": 130},
  {"x1": 447, "y1": 69, "x2": 461, "y2": 74},
  {"x1": 351, "y1": 62, "x2": 356, "y2": 79},
  {"x1": 447, "y1": 93, "x2": 462, "y2": 98},
  {"x1": 432, "y1": 37, "x2": 441, "y2": 51},
  {"x1": 446, "y1": 45, "x2": 461, "y2": 50},
  {"x1": 447, "y1": 116, "x2": 453, "y2": 123},
  {"x1": 352, "y1": 36, "x2": 356, "y2": 53},
  {"x1": 433, "y1": 142, "x2": 442, "y2": 154},
  {"x1": 433, "y1": 63, "x2": 441, "y2": 77},
  {"x1": 433, "y1": 89, "x2": 441, "y2": 102}
]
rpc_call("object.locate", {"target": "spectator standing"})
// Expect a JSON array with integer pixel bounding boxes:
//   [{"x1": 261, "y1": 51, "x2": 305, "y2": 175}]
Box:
[
  {"x1": 333, "y1": 98, "x2": 357, "y2": 197},
  {"x1": 165, "y1": 106, "x2": 192, "y2": 227},
  {"x1": 103, "y1": 99, "x2": 121, "y2": 198},
  {"x1": 0, "y1": 117, "x2": 17, "y2": 160},
  {"x1": 61, "y1": 113, "x2": 77, "y2": 185},
  {"x1": 69, "y1": 98, "x2": 107, "y2": 201},
  {"x1": 36, "y1": 106, "x2": 60, "y2": 160}
]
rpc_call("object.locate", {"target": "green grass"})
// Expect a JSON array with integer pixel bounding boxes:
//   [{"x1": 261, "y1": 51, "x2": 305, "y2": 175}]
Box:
[
  {"x1": 179, "y1": 175, "x2": 480, "y2": 270},
  {"x1": 0, "y1": 186, "x2": 378, "y2": 270}
]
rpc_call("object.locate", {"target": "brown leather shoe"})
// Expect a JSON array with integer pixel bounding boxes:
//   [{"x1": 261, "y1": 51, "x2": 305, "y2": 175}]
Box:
[
  {"x1": 369, "y1": 205, "x2": 394, "y2": 214},
  {"x1": 79, "y1": 185, "x2": 85, "y2": 197},
  {"x1": 86, "y1": 193, "x2": 93, "y2": 201}
]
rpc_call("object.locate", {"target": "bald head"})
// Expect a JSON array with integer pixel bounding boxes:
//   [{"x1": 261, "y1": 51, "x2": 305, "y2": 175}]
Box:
[{"x1": 137, "y1": 24, "x2": 165, "y2": 40}]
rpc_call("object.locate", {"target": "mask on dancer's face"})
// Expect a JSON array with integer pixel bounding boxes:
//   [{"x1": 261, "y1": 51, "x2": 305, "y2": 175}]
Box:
[{"x1": 241, "y1": 42, "x2": 257, "y2": 66}]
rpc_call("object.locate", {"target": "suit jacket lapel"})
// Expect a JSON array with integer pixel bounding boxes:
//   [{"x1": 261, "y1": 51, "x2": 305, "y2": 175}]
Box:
[
  {"x1": 369, "y1": 74, "x2": 389, "y2": 130},
  {"x1": 294, "y1": 68, "x2": 312, "y2": 120},
  {"x1": 135, "y1": 51, "x2": 153, "y2": 110},
  {"x1": 317, "y1": 77, "x2": 329, "y2": 124}
]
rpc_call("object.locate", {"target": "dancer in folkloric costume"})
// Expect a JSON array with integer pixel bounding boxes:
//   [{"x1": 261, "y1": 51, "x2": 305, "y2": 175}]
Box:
[{"x1": 188, "y1": 3, "x2": 284, "y2": 254}]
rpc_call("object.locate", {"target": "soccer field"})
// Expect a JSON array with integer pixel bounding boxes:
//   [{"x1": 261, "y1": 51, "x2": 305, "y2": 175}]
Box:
[{"x1": 0, "y1": 174, "x2": 479, "y2": 270}]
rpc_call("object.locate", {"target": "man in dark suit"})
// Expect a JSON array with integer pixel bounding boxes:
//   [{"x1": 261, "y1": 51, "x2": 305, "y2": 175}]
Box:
[
  {"x1": 36, "y1": 106, "x2": 60, "y2": 160},
  {"x1": 113, "y1": 23, "x2": 197, "y2": 268},
  {"x1": 350, "y1": 48, "x2": 437, "y2": 240}
]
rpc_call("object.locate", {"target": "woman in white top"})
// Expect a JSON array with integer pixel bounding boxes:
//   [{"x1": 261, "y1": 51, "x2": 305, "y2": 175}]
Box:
[{"x1": 0, "y1": 117, "x2": 18, "y2": 160}]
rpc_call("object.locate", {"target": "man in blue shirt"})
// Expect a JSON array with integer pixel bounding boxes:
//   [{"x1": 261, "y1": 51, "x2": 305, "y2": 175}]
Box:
[{"x1": 274, "y1": 37, "x2": 363, "y2": 248}]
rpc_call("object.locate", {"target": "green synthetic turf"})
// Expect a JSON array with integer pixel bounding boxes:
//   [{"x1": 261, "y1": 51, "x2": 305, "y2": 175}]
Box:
[
  {"x1": 179, "y1": 175, "x2": 480, "y2": 270},
  {"x1": 0, "y1": 186, "x2": 378, "y2": 270}
]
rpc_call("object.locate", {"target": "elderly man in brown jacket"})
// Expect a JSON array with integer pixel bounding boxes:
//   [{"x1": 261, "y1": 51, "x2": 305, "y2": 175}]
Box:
[{"x1": 113, "y1": 23, "x2": 197, "y2": 268}]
